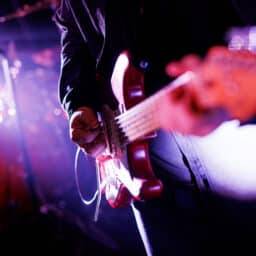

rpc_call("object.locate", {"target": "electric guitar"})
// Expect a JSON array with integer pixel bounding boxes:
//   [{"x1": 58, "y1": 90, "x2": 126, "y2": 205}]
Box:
[{"x1": 96, "y1": 46, "x2": 256, "y2": 208}]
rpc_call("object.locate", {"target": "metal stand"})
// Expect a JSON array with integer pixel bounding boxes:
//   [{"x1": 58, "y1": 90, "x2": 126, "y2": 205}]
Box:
[{"x1": 0, "y1": 50, "x2": 39, "y2": 209}]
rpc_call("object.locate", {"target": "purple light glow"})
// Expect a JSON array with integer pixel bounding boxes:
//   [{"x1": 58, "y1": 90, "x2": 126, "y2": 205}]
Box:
[{"x1": 0, "y1": 43, "x2": 75, "y2": 207}]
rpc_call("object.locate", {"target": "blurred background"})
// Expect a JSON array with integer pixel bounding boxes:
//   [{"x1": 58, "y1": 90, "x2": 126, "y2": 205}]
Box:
[{"x1": 0, "y1": 1, "x2": 144, "y2": 255}]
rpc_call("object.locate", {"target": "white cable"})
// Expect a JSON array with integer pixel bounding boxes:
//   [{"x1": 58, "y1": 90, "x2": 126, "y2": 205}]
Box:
[
  {"x1": 74, "y1": 147, "x2": 101, "y2": 213},
  {"x1": 93, "y1": 159, "x2": 102, "y2": 222}
]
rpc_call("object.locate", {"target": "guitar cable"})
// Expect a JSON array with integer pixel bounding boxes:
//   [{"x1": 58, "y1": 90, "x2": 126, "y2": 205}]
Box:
[{"x1": 74, "y1": 147, "x2": 109, "y2": 222}]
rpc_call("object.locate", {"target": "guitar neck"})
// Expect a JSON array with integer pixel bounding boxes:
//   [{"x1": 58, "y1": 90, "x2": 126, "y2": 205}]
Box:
[
  {"x1": 116, "y1": 72, "x2": 193, "y2": 143},
  {"x1": 116, "y1": 91, "x2": 161, "y2": 143}
]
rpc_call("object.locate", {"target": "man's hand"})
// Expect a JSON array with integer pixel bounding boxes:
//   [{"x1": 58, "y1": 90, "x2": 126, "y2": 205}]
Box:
[
  {"x1": 163, "y1": 53, "x2": 231, "y2": 136},
  {"x1": 69, "y1": 106, "x2": 106, "y2": 157}
]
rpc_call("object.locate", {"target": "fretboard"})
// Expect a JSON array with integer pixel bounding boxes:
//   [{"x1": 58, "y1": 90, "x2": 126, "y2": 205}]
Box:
[{"x1": 115, "y1": 72, "x2": 194, "y2": 143}]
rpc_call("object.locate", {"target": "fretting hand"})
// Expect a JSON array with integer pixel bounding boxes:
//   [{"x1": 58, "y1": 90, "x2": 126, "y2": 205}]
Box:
[{"x1": 162, "y1": 49, "x2": 231, "y2": 136}]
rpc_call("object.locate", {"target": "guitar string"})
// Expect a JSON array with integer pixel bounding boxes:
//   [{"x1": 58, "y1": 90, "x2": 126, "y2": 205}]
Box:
[
  {"x1": 116, "y1": 71, "x2": 193, "y2": 123},
  {"x1": 119, "y1": 115, "x2": 158, "y2": 142},
  {"x1": 115, "y1": 72, "x2": 193, "y2": 143},
  {"x1": 115, "y1": 87, "x2": 176, "y2": 143},
  {"x1": 116, "y1": 54, "x2": 256, "y2": 131},
  {"x1": 117, "y1": 101, "x2": 159, "y2": 142},
  {"x1": 117, "y1": 91, "x2": 163, "y2": 122}
]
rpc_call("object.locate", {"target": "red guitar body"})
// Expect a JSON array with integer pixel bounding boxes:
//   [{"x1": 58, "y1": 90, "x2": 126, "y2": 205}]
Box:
[
  {"x1": 98, "y1": 51, "x2": 163, "y2": 208},
  {"x1": 116, "y1": 52, "x2": 163, "y2": 201}
]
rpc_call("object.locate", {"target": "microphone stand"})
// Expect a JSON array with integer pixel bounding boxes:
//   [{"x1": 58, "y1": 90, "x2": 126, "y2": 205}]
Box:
[{"x1": 0, "y1": 50, "x2": 39, "y2": 210}]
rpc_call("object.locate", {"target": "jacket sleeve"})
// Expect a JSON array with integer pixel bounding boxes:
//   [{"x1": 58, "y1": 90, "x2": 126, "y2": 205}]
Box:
[{"x1": 55, "y1": 0, "x2": 101, "y2": 118}]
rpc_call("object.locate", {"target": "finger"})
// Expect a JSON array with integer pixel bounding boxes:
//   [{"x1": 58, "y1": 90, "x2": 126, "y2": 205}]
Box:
[
  {"x1": 169, "y1": 86, "x2": 188, "y2": 102},
  {"x1": 71, "y1": 113, "x2": 99, "y2": 130},
  {"x1": 180, "y1": 54, "x2": 201, "y2": 70},
  {"x1": 165, "y1": 61, "x2": 184, "y2": 77},
  {"x1": 70, "y1": 126, "x2": 102, "y2": 144},
  {"x1": 79, "y1": 109, "x2": 99, "y2": 129},
  {"x1": 81, "y1": 132, "x2": 106, "y2": 158},
  {"x1": 70, "y1": 107, "x2": 99, "y2": 130},
  {"x1": 185, "y1": 106, "x2": 230, "y2": 136},
  {"x1": 165, "y1": 54, "x2": 201, "y2": 77}
]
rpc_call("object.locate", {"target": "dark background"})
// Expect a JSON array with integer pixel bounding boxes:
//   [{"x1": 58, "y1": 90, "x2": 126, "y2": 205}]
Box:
[{"x1": 0, "y1": 0, "x2": 59, "y2": 50}]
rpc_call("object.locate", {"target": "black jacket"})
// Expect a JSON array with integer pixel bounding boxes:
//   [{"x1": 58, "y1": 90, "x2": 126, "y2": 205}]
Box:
[{"x1": 55, "y1": 0, "x2": 256, "y2": 117}]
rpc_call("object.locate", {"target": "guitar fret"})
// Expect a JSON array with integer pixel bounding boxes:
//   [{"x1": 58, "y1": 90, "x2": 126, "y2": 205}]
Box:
[
  {"x1": 117, "y1": 95, "x2": 159, "y2": 122},
  {"x1": 116, "y1": 95, "x2": 161, "y2": 142},
  {"x1": 118, "y1": 109, "x2": 155, "y2": 130},
  {"x1": 122, "y1": 119, "x2": 158, "y2": 142},
  {"x1": 120, "y1": 114, "x2": 157, "y2": 137},
  {"x1": 115, "y1": 72, "x2": 193, "y2": 143}
]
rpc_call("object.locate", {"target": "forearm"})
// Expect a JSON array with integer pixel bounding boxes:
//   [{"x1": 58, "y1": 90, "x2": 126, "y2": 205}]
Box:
[
  {"x1": 59, "y1": 42, "x2": 101, "y2": 118},
  {"x1": 55, "y1": 0, "x2": 100, "y2": 118}
]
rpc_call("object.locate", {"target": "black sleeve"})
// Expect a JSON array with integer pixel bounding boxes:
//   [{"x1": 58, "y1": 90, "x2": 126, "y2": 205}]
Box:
[{"x1": 55, "y1": 0, "x2": 101, "y2": 118}]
